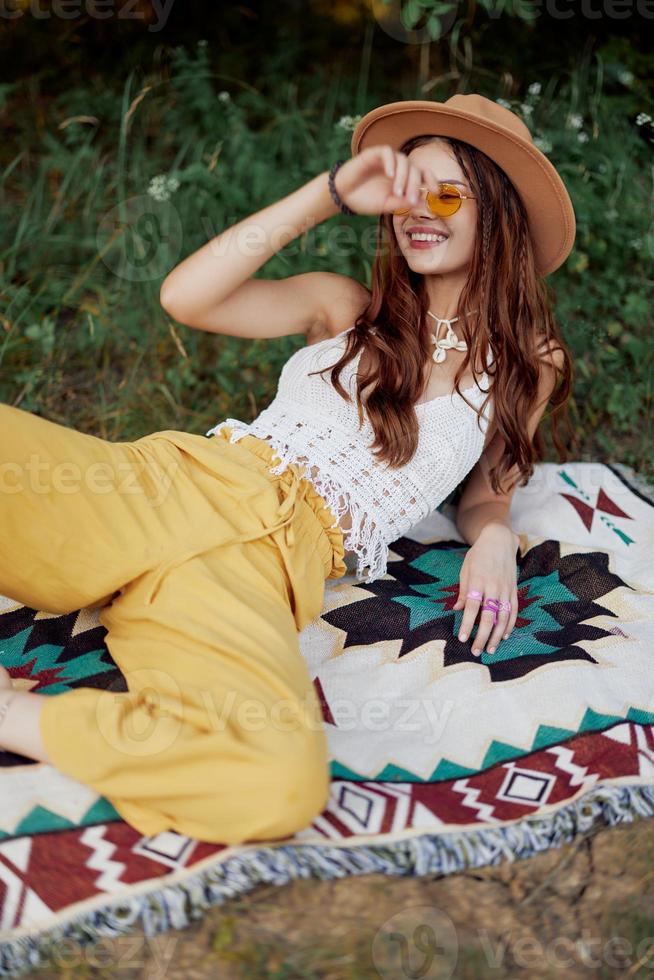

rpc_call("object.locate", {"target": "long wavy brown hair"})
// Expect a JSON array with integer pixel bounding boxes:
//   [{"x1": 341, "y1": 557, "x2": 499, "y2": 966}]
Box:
[{"x1": 310, "y1": 134, "x2": 577, "y2": 495}]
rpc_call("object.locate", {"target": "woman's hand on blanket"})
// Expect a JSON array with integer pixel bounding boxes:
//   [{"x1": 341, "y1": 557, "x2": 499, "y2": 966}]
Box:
[{"x1": 452, "y1": 523, "x2": 520, "y2": 657}]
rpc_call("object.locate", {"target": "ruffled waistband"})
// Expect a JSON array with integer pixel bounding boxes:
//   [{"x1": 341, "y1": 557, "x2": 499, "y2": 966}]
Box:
[{"x1": 210, "y1": 427, "x2": 347, "y2": 582}]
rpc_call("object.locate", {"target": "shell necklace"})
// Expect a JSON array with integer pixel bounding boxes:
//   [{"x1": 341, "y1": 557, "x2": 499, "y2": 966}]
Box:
[{"x1": 427, "y1": 309, "x2": 478, "y2": 363}]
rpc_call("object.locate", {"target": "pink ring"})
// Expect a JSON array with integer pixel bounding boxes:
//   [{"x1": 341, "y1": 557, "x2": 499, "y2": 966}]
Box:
[
  {"x1": 466, "y1": 590, "x2": 484, "y2": 600},
  {"x1": 481, "y1": 597, "x2": 501, "y2": 625}
]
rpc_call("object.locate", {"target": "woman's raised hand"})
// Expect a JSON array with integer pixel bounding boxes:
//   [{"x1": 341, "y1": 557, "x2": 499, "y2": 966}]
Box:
[{"x1": 332, "y1": 146, "x2": 439, "y2": 217}]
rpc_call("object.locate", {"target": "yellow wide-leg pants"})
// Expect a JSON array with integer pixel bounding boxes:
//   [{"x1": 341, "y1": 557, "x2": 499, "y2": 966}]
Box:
[{"x1": 0, "y1": 404, "x2": 347, "y2": 844}]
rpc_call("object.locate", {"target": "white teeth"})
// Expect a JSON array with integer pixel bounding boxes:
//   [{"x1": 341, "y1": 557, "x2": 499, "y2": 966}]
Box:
[{"x1": 408, "y1": 232, "x2": 447, "y2": 242}]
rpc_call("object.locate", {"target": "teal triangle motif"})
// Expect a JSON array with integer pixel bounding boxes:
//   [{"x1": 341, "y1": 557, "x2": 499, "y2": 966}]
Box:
[
  {"x1": 0, "y1": 626, "x2": 35, "y2": 661},
  {"x1": 581, "y1": 707, "x2": 626, "y2": 731},
  {"x1": 613, "y1": 528, "x2": 636, "y2": 546},
  {"x1": 558, "y1": 469, "x2": 579, "y2": 489},
  {"x1": 0, "y1": 798, "x2": 123, "y2": 840},
  {"x1": 1, "y1": 625, "x2": 110, "y2": 690},
  {"x1": 83, "y1": 797, "x2": 121, "y2": 824},
  {"x1": 328, "y1": 706, "x2": 654, "y2": 783},
  {"x1": 481, "y1": 740, "x2": 529, "y2": 768},
  {"x1": 532, "y1": 725, "x2": 578, "y2": 750},
  {"x1": 330, "y1": 761, "x2": 372, "y2": 780},
  {"x1": 626, "y1": 707, "x2": 654, "y2": 725},
  {"x1": 0, "y1": 804, "x2": 76, "y2": 839},
  {"x1": 36, "y1": 646, "x2": 114, "y2": 692},
  {"x1": 429, "y1": 759, "x2": 478, "y2": 780}
]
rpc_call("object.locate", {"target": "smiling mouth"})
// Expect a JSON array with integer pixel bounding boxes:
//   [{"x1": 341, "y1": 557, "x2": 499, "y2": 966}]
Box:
[{"x1": 406, "y1": 232, "x2": 449, "y2": 248}]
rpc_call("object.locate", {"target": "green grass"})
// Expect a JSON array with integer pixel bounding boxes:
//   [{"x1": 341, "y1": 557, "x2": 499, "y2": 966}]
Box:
[{"x1": 1, "y1": 39, "x2": 652, "y2": 477}]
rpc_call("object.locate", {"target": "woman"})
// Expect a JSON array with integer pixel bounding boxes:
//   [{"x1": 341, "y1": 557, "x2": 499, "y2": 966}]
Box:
[{"x1": 0, "y1": 94, "x2": 576, "y2": 844}]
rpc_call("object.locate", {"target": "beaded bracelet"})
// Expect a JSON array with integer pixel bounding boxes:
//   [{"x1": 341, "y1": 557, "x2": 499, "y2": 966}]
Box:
[{"x1": 328, "y1": 160, "x2": 356, "y2": 216}]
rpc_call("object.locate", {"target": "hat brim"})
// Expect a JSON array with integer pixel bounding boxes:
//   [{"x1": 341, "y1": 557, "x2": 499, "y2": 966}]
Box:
[{"x1": 351, "y1": 100, "x2": 576, "y2": 277}]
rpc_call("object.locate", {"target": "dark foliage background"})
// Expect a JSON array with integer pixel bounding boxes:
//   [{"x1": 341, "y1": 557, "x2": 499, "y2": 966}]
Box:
[{"x1": 0, "y1": 0, "x2": 652, "y2": 475}]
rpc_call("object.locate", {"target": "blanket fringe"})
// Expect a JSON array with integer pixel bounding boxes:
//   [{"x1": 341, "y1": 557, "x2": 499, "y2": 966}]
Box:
[{"x1": 1, "y1": 781, "x2": 654, "y2": 975}]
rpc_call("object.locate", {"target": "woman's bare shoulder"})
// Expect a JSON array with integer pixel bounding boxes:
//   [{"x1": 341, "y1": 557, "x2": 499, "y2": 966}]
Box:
[{"x1": 306, "y1": 273, "x2": 372, "y2": 344}]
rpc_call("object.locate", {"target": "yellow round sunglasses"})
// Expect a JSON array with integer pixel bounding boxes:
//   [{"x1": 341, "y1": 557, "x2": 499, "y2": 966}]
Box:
[{"x1": 393, "y1": 182, "x2": 476, "y2": 217}]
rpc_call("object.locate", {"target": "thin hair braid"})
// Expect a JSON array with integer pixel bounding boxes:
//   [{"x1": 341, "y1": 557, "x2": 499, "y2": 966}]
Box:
[
  {"x1": 517, "y1": 227, "x2": 529, "y2": 322},
  {"x1": 468, "y1": 151, "x2": 491, "y2": 260}
]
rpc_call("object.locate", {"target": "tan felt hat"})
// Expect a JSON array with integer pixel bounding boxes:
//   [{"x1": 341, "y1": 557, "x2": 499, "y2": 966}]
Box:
[{"x1": 350, "y1": 94, "x2": 576, "y2": 277}]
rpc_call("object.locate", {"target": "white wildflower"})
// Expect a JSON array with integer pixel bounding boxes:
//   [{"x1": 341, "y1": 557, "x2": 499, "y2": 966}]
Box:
[
  {"x1": 617, "y1": 69, "x2": 634, "y2": 86},
  {"x1": 521, "y1": 103, "x2": 534, "y2": 116},
  {"x1": 147, "y1": 174, "x2": 180, "y2": 203},
  {"x1": 577, "y1": 131, "x2": 590, "y2": 143},
  {"x1": 336, "y1": 114, "x2": 362, "y2": 131},
  {"x1": 528, "y1": 82, "x2": 542, "y2": 96},
  {"x1": 567, "y1": 113, "x2": 584, "y2": 129},
  {"x1": 496, "y1": 98, "x2": 512, "y2": 109},
  {"x1": 534, "y1": 136, "x2": 552, "y2": 153},
  {"x1": 218, "y1": 90, "x2": 231, "y2": 103},
  {"x1": 636, "y1": 112, "x2": 652, "y2": 126}
]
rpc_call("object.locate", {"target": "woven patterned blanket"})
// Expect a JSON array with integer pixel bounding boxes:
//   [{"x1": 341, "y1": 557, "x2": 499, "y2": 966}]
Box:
[{"x1": 1, "y1": 460, "x2": 653, "y2": 974}]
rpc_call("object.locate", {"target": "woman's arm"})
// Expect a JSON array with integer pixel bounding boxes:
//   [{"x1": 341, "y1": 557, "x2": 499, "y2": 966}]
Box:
[
  {"x1": 158, "y1": 147, "x2": 425, "y2": 337},
  {"x1": 159, "y1": 170, "x2": 340, "y2": 332},
  {"x1": 456, "y1": 499, "x2": 521, "y2": 551},
  {"x1": 452, "y1": 345, "x2": 565, "y2": 655},
  {"x1": 456, "y1": 344, "x2": 565, "y2": 545}
]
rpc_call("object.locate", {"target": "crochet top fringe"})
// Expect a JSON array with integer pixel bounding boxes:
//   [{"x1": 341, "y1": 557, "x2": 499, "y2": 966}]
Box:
[{"x1": 206, "y1": 326, "x2": 494, "y2": 584}]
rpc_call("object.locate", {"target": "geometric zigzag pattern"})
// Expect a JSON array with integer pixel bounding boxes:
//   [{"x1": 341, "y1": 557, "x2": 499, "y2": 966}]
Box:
[
  {"x1": 1, "y1": 720, "x2": 654, "y2": 939},
  {"x1": 1, "y1": 459, "x2": 654, "y2": 957},
  {"x1": 314, "y1": 536, "x2": 654, "y2": 782}
]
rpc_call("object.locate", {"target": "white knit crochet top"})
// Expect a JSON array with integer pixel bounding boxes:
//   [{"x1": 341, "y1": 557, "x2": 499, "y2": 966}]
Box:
[{"x1": 206, "y1": 326, "x2": 494, "y2": 583}]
